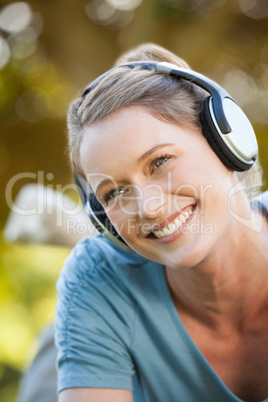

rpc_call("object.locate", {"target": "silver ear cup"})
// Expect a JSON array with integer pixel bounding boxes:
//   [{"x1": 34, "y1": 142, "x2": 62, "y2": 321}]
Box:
[
  {"x1": 209, "y1": 97, "x2": 258, "y2": 168},
  {"x1": 200, "y1": 97, "x2": 258, "y2": 171}
]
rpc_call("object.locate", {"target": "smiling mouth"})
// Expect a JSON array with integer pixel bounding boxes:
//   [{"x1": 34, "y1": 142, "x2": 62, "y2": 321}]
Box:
[{"x1": 147, "y1": 204, "x2": 196, "y2": 239}]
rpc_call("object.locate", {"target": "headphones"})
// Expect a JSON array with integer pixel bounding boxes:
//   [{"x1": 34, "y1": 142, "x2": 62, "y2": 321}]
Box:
[{"x1": 74, "y1": 61, "x2": 258, "y2": 252}]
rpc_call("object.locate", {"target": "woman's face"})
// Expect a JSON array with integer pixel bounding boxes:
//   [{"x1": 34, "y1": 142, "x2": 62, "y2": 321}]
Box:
[{"x1": 80, "y1": 107, "x2": 235, "y2": 269}]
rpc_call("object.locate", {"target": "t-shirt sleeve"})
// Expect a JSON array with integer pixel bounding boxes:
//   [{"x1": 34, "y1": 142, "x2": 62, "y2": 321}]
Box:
[{"x1": 55, "y1": 237, "x2": 137, "y2": 393}]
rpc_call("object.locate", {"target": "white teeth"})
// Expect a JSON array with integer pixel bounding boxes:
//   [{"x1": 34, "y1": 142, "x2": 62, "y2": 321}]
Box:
[
  {"x1": 163, "y1": 227, "x2": 171, "y2": 236},
  {"x1": 168, "y1": 223, "x2": 177, "y2": 232},
  {"x1": 152, "y1": 207, "x2": 194, "y2": 239},
  {"x1": 179, "y1": 214, "x2": 186, "y2": 224},
  {"x1": 174, "y1": 218, "x2": 182, "y2": 228}
]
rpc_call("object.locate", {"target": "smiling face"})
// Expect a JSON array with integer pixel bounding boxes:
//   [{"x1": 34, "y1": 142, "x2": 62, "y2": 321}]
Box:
[{"x1": 80, "y1": 107, "x2": 236, "y2": 269}]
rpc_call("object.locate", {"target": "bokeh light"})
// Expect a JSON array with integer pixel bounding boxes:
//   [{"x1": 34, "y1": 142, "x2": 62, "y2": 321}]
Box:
[
  {"x1": 106, "y1": 0, "x2": 142, "y2": 12},
  {"x1": 0, "y1": 2, "x2": 74, "y2": 126},
  {"x1": 239, "y1": 0, "x2": 268, "y2": 20},
  {"x1": 85, "y1": 0, "x2": 135, "y2": 29},
  {"x1": 0, "y1": 2, "x2": 32, "y2": 33},
  {"x1": 9, "y1": 28, "x2": 38, "y2": 60},
  {"x1": 0, "y1": 36, "x2": 10, "y2": 69}
]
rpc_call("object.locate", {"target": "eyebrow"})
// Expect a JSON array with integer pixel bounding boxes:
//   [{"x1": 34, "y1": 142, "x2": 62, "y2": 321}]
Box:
[
  {"x1": 95, "y1": 143, "x2": 175, "y2": 198},
  {"x1": 137, "y1": 143, "x2": 175, "y2": 163}
]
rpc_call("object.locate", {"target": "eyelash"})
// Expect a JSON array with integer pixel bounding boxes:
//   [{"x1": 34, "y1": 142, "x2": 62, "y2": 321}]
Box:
[
  {"x1": 148, "y1": 153, "x2": 171, "y2": 172},
  {"x1": 102, "y1": 188, "x2": 124, "y2": 204},
  {"x1": 102, "y1": 153, "x2": 172, "y2": 203}
]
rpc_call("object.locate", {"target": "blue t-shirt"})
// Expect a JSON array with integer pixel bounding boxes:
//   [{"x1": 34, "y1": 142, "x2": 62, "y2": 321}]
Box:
[{"x1": 55, "y1": 192, "x2": 268, "y2": 402}]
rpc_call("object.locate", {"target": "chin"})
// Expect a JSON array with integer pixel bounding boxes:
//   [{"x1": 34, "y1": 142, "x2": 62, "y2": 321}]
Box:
[
  {"x1": 165, "y1": 252, "x2": 206, "y2": 271},
  {"x1": 132, "y1": 234, "x2": 213, "y2": 270}
]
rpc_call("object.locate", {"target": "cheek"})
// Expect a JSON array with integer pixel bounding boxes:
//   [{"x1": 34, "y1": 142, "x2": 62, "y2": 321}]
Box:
[
  {"x1": 107, "y1": 208, "x2": 137, "y2": 239},
  {"x1": 170, "y1": 156, "x2": 232, "y2": 198},
  {"x1": 169, "y1": 170, "x2": 220, "y2": 209},
  {"x1": 170, "y1": 164, "x2": 233, "y2": 232}
]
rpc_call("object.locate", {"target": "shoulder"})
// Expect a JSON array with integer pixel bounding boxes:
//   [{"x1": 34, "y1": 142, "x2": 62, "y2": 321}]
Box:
[
  {"x1": 55, "y1": 236, "x2": 149, "y2": 392},
  {"x1": 55, "y1": 235, "x2": 151, "y2": 335},
  {"x1": 56, "y1": 235, "x2": 148, "y2": 296}
]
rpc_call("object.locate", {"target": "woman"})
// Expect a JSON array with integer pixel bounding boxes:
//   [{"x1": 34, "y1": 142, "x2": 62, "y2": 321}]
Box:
[{"x1": 55, "y1": 44, "x2": 268, "y2": 402}]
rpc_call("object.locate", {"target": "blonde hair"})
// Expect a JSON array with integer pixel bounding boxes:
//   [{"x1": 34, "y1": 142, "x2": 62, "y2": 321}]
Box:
[{"x1": 67, "y1": 43, "x2": 262, "y2": 198}]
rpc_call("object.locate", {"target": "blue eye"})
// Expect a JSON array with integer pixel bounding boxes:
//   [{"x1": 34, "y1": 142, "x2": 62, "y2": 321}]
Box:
[
  {"x1": 104, "y1": 188, "x2": 125, "y2": 203},
  {"x1": 153, "y1": 156, "x2": 169, "y2": 171},
  {"x1": 110, "y1": 188, "x2": 124, "y2": 199}
]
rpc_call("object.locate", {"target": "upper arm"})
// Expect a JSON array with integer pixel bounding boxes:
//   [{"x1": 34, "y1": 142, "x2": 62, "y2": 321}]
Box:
[
  {"x1": 55, "y1": 239, "x2": 136, "y2": 395},
  {"x1": 58, "y1": 388, "x2": 133, "y2": 402}
]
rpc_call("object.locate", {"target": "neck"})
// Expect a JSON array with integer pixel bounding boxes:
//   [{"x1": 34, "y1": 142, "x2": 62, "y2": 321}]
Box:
[{"x1": 166, "y1": 202, "x2": 268, "y2": 333}]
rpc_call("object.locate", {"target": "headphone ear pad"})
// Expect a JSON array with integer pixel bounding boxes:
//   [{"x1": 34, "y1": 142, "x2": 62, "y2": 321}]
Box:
[
  {"x1": 90, "y1": 193, "x2": 105, "y2": 215},
  {"x1": 89, "y1": 194, "x2": 125, "y2": 241},
  {"x1": 200, "y1": 97, "x2": 243, "y2": 171}
]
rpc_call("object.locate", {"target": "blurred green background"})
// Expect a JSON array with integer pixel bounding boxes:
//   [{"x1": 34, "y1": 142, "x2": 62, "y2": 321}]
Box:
[{"x1": 0, "y1": 0, "x2": 268, "y2": 401}]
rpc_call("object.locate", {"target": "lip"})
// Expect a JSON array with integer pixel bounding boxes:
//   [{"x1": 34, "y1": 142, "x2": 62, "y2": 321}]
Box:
[
  {"x1": 146, "y1": 203, "x2": 196, "y2": 243},
  {"x1": 146, "y1": 203, "x2": 196, "y2": 233}
]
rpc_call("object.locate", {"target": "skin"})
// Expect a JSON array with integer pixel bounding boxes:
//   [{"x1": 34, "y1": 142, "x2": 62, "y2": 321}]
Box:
[{"x1": 61, "y1": 107, "x2": 268, "y2": 402}]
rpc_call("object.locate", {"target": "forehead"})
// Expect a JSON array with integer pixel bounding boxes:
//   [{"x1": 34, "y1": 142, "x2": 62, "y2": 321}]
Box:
[{"x1": 79, "y1": 107, "x2": 200, "y2": 181}]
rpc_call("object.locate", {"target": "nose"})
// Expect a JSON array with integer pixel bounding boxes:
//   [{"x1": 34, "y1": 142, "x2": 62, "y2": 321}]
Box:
[{"x1": 137, "y1": 183, "x2": 166, "y2": 220}]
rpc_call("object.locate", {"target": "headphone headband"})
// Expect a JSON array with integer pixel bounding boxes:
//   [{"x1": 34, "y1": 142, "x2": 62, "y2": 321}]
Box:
[{"x1": 83, "y1": 61, "x2": 232, "y2": 133}]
